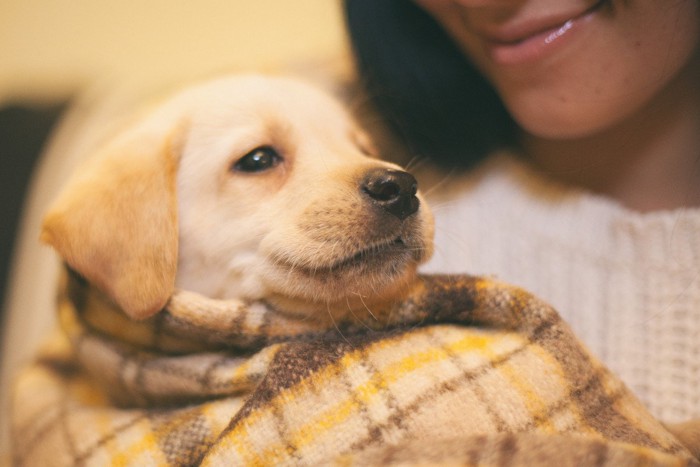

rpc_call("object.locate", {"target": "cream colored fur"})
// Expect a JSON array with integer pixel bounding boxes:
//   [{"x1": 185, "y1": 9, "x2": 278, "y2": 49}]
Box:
[{"x1": 42, "y1": 75, "x2": 434, "y2": 320}]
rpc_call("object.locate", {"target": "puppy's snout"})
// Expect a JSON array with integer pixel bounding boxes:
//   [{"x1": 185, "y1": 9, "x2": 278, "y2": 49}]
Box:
[{"x1": 362, "y1": 168, "x2": 420, "y2": 220}]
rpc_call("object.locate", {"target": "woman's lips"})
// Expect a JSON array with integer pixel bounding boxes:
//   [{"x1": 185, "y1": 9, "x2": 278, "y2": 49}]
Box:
[{"x1": 479, "y1": 2, "x2": 605, "y2": 65}]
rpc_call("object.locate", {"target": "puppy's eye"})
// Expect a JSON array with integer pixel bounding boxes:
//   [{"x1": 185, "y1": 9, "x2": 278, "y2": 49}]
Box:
[{"x1": 233, "y1": 146, "x2": 282, "y2": 173}]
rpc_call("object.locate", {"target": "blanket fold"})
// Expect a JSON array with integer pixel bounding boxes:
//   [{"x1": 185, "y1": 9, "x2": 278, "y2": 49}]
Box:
[{"x1": 12, "y1": 271, "x2": 699, "y2": 466}]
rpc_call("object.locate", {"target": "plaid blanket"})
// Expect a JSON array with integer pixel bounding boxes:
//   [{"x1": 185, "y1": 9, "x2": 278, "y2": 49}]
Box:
[{"x1": 12, "y1": 270, "x2": 699, "y2": 466}]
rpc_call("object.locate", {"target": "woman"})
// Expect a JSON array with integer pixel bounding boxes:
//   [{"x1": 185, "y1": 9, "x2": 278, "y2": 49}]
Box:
[{"x1": 344, "y1": 0, "x2": 700, "y2": 424}]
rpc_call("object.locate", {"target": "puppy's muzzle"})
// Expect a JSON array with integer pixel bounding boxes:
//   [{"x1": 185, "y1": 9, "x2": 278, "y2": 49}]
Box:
[{"x1": 362, "y1": 168, "x2": 419, "y2": 221}]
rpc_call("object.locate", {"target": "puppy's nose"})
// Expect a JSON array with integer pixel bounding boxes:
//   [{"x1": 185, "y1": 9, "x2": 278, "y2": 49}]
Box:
[{"x1": 362, "y1": 168, "x2": 420, "y2": 220}]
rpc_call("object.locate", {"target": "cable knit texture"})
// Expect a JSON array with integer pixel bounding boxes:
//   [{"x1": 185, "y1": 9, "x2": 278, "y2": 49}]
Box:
[{"x1": 422, "y1": 153, "x2": 700, "y2": 423}]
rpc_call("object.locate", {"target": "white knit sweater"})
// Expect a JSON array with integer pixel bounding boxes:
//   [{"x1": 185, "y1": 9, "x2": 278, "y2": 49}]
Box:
[{"x1": 421, "y1": 152, "x2": 700, "y2": 424}]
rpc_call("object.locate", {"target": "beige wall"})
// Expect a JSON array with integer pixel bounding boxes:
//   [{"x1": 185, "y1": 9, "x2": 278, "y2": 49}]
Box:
[{"x1": 0, "y1": 0, "x2": 349, "y2": 103}]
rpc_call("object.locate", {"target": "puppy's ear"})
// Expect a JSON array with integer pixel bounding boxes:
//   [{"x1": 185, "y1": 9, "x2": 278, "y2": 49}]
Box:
[{"x1": 42, "y1": 121, "x2": 182, "y2": 320}]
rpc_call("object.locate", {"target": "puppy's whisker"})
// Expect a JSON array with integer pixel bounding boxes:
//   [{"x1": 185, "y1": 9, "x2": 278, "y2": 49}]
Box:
[
  {"x1": 345, "y1": 295, "x2": 374, "y2": 331},
  {"x1": 424, "y1": 201, "x2": 458, "y2": 214},
  {"x1": 356, "y1": 292, "x2": 378, "y2": 322},
  {"x1": 326, "y1": 302, "x2": 350, "y2": 345},
  {"x1": 403, "y1": 155, "x2": 421, "y2": 172},
  {"x1": 404, "y1": 155, "x2": 429, "y2": 173},
  {"x1": 420, "y1": 172, "x2": 457, "y2": 199},
  {"x1": 367, "y1": 272, "x2": 382, "y2": 300}
]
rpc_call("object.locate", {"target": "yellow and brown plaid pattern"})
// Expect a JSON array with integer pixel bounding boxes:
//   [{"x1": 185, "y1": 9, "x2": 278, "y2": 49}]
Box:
[{"x1": 11, "y1": 272, "x2": 699, "y2": 466}]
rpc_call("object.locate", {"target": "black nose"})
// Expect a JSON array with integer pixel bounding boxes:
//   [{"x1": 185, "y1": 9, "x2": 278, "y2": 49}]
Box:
[{"x1": 362, "y1": 168, "x2": 420, "y2": 220}]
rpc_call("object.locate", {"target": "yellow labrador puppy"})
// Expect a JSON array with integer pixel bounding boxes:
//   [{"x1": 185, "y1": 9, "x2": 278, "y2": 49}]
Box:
[{"x1": 41, "y1": 74, "x2": 434, "y2": 321}]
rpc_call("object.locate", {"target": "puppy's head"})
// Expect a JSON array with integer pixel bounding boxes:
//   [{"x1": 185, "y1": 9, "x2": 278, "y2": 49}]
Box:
[{"x1": 42, "y1": 75, "x2": 433, "y2": 320}]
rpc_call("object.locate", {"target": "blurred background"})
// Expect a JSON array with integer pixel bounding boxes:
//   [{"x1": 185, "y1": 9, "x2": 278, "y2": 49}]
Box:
[
  {"x1": 0, "y1": 0, "x2": 347, "y2": 101},
  {"x1": 0, "y1": 0, "x2": 349, "y2": 458}
]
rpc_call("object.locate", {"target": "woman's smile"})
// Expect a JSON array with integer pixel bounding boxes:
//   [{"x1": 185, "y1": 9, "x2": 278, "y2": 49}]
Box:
[
  {"x1": 414, "y1": 0, "x2": 700, "y2": 138},
  {"x1": 475, "y1": 1, "x2": 606, "y2": 65}
]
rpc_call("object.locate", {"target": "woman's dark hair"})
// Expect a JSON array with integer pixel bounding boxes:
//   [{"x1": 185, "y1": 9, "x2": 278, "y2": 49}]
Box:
[{"x1": 344, "y1": 0, "x2": 517, "y2": 168}]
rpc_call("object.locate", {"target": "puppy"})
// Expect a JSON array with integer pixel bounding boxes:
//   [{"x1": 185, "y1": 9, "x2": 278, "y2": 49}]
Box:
[{"x1": 41, "y1": 75, "x2": 434, "y2": 322}]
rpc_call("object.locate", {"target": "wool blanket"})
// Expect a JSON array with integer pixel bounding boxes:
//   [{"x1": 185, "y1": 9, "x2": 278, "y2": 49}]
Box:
[{"x1": 12, "y1": 271, "x2": 699, "y2": 466}]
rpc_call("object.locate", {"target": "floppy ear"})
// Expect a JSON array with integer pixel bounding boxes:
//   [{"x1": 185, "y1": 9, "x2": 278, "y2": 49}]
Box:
[{"x1": 41, "y1": 121, "x2": 182, "y2": 320}]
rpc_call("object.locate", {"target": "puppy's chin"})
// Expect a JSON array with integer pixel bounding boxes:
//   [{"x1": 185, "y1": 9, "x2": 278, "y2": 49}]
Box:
[
  {"x1": 262, "y1": 261, "x2": 422, "y2": 320},
  {"x1": 259, "y1": 237, "x2": 430, "y2": 320}
]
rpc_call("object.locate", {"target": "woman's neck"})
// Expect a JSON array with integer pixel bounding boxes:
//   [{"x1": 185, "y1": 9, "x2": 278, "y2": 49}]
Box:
[{"x1": 522, "y1": 53, "x2": 700, "y2": 213}]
